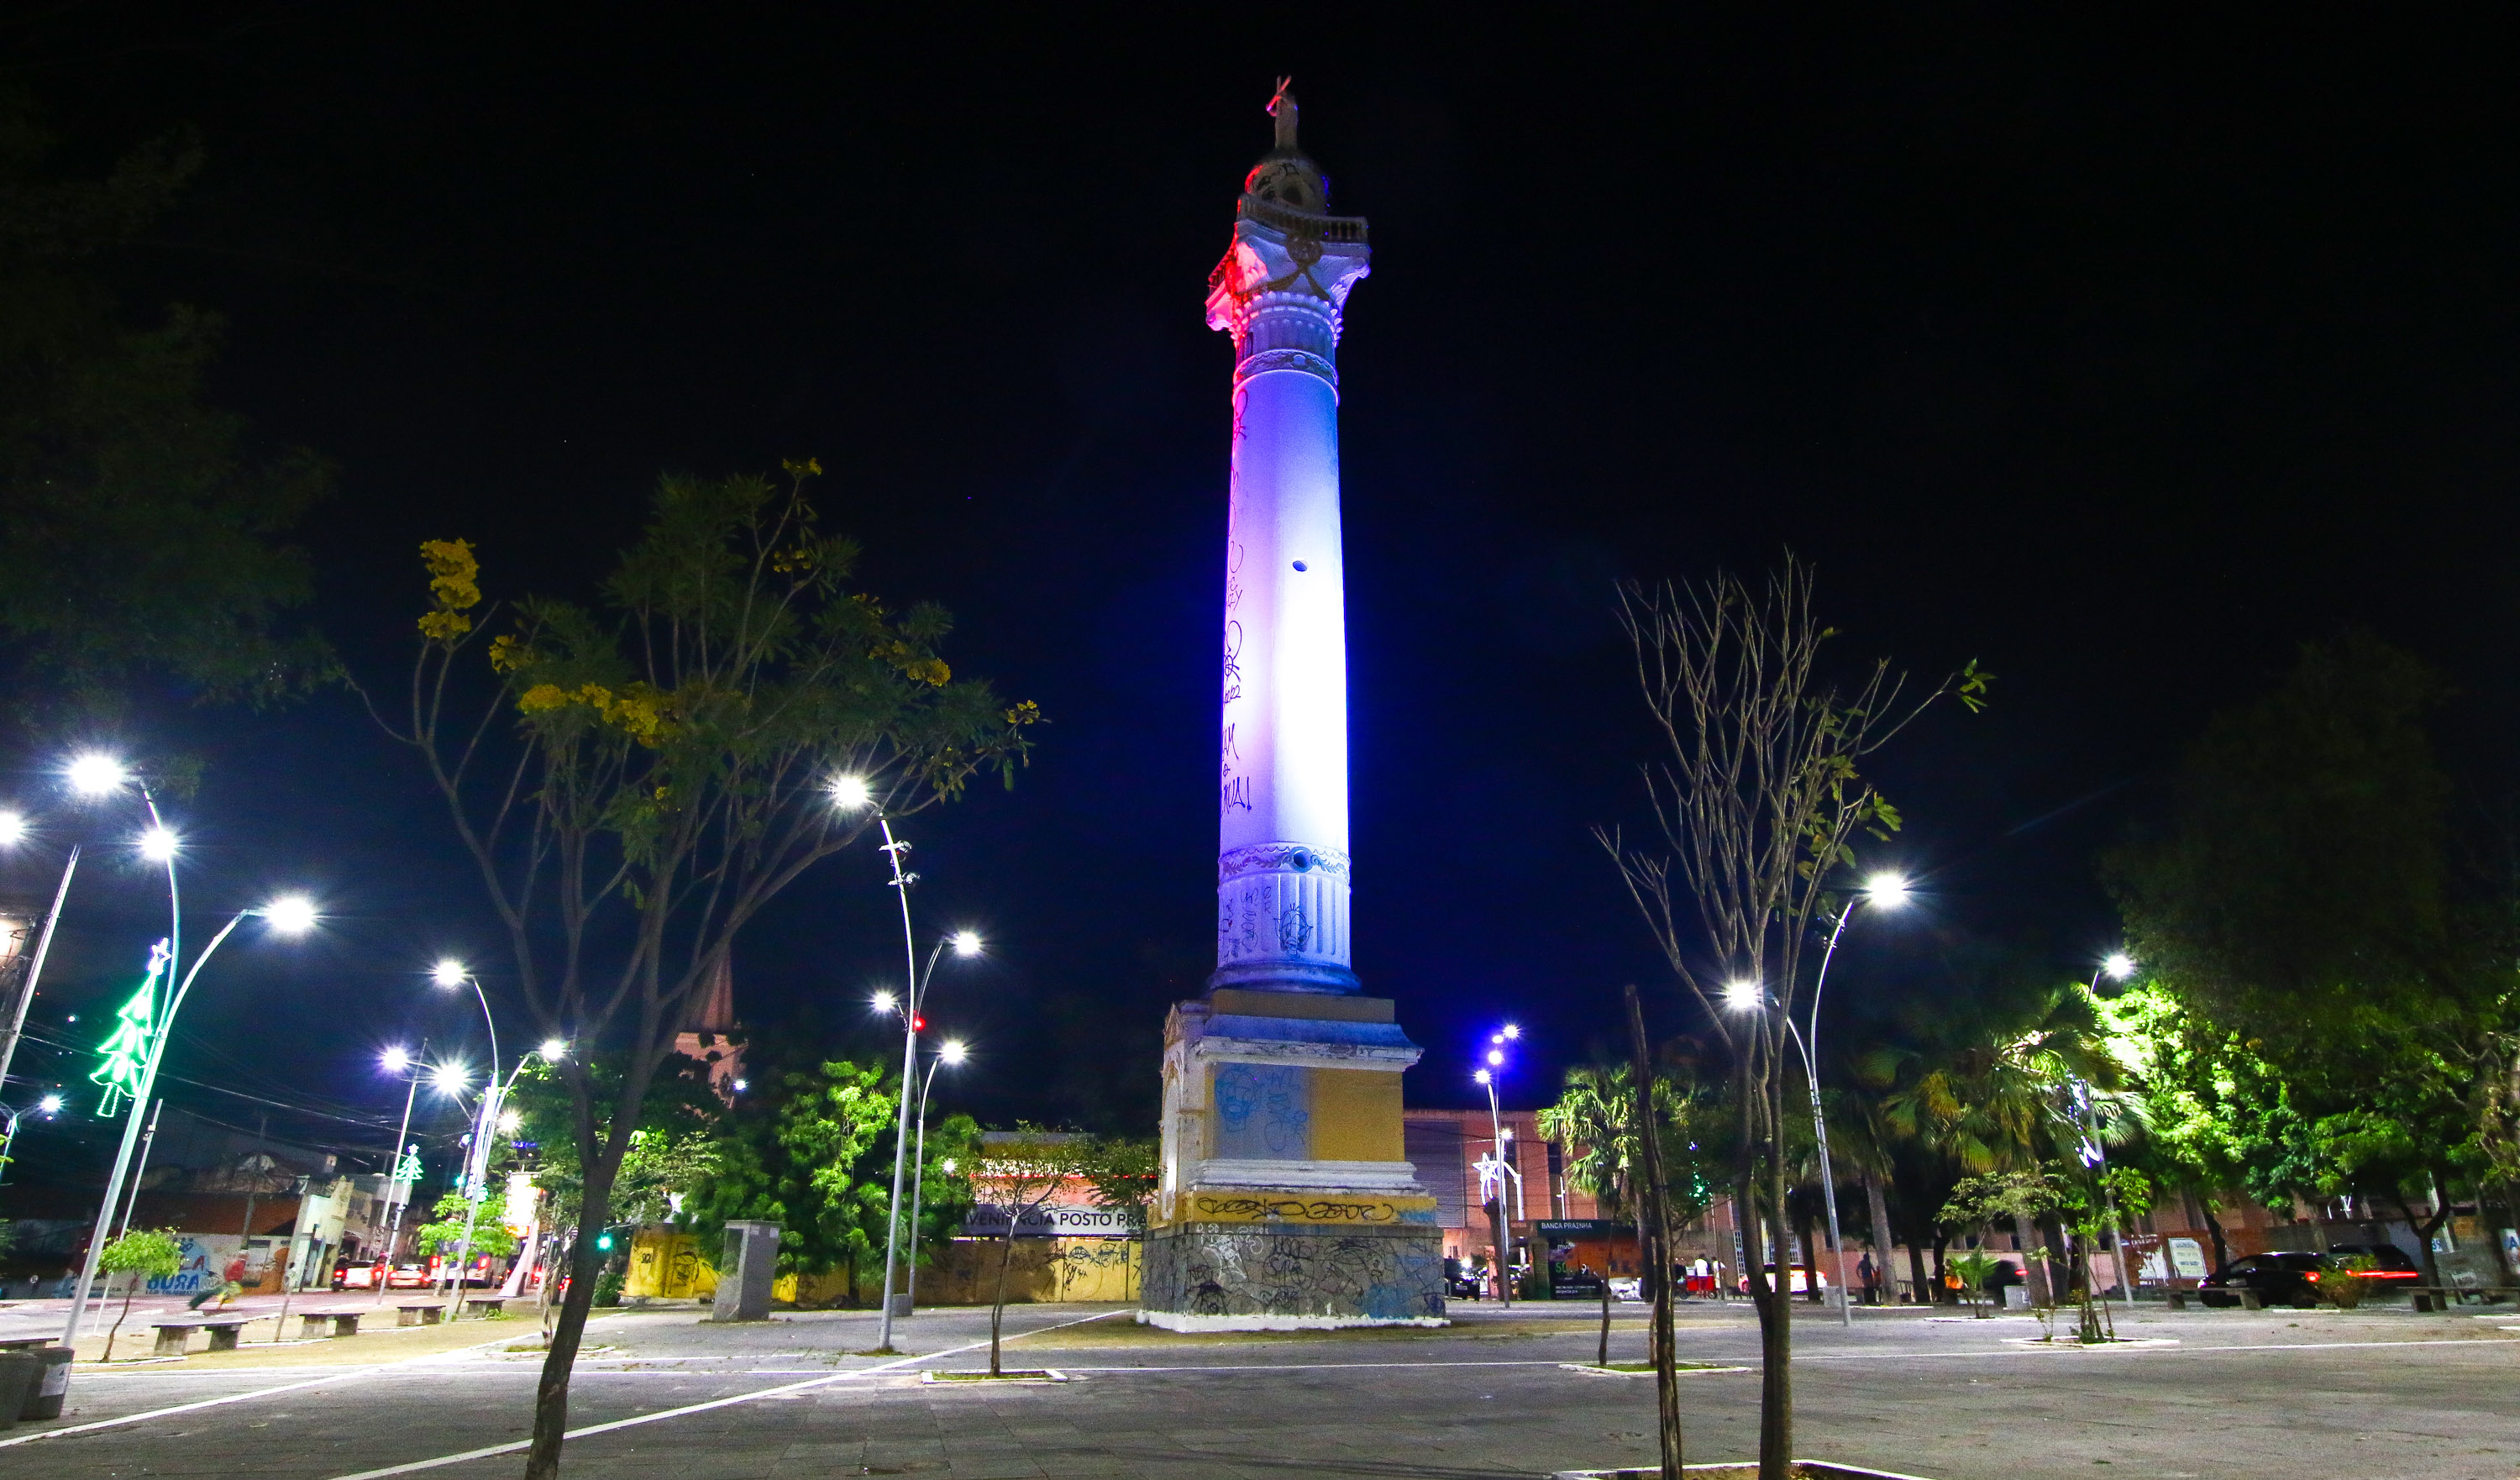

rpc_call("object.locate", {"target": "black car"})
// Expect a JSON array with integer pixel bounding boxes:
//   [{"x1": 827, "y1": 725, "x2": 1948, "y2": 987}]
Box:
[{"x1": 2197, "y1": 1244, "x2": 2421, "y2": 1308}]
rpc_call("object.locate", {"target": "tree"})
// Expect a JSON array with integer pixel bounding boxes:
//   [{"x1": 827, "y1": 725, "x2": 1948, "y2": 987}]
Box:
[
  {"x1": 412, "y1": 1190, "x2": 522, "y2": 1293},
  {"x1": 370, "y1": 464, "x2": 1038, "y2": 1477},
  {"x1": 685, "y1": 1058, "x2": 900, "y2": 1298},
  {"x1": 1599, "y1": 559, "x2": 1980, "y2": 1480},
  {"x1": 0, "y1": 88, "x2": 328, "y2": 718},
  {"x1": 97, "y1": 1226, "x2": 182, "y2": 1361},
  {"x1": 2108, "y1": 634, "x2": 2515, "y2": 1288},
  {"x1": 974, "y1": 1129, "x2": 1100, "y2": 1377}
]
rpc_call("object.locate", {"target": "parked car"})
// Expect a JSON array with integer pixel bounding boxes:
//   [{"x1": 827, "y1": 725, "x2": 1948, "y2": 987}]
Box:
[
  {"x1": 1735, "y1": 1263, "x2": 1828, "y2": 1294},
  {"x1": 332, "y1": 1260, "x2": 429, "y2": 1291},
  {"x1": 2198, "y1": 1245, "x2": 2420, "y2": 1307}
]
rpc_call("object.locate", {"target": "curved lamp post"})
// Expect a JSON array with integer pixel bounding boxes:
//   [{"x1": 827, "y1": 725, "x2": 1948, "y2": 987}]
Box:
[
  {"x1": 830, "y1": 771, "x2": 983, "y2": 1351},
  {"x1": 428, "y1": 961, "x2": 560, "y2": 1318},
  {"x1": 62, "y1": 894, "x2": 318, "y2": 1351},
  {"x1": 901, "y1": 1037, "x2": 968, "y2": 1311},
  {"x1": 1731, "y1": 870, "x2": 1908, "y2": 1329},
  {"x1": 0, "y1": 755, "x2": 181, "y2": 1150},
  {"x1": 1472, "y1": 1022, "x2": 1522, "y2": 1308},
  {"x1": 2080, "y1": 952, "x2": 2138, "y2": 1311}
]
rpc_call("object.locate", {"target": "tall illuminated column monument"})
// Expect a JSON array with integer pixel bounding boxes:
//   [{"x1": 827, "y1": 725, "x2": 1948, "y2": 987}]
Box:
[{"x1": 1141, "y1": 84, "x2": 1444, "y2": 1330}]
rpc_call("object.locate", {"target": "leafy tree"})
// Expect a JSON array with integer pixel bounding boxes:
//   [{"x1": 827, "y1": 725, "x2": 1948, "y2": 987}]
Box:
[
  {"x1": 412, "y1": 1192, "x2": 521, "y2": 1265},
  {"x1": 1599, "y1": 559, "x2": 1982, "y2": 1480},
  {"x1": 97, "y1": 1226, "x2": 182, "y2": 1360},
  {"x1": 2108, "y1": 634, "x2": 2516, "y2": 1287},
  {"x1": 685, "y1": 1058, "x2": 900, "y2": 1296},
  {"x1": 0, "y1": 88, "x2": 328, "y2": 716},
  {"x1": 501, "y1": 1053, "x2": 725, "y2": 1229},
  {"x1": 371, "y1": 464, "x2": 1037, "y2": 1477}
]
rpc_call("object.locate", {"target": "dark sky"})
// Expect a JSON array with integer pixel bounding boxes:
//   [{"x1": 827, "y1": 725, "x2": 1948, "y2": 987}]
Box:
[{"x1": 3, "y1": 6, "x2": 2515, "y2": 1175}]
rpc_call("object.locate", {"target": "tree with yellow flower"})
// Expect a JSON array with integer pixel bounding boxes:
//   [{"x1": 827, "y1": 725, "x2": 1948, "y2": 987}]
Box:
[{"x1": 365, "y1": 461, "x2": 1037, "y2": 1480}]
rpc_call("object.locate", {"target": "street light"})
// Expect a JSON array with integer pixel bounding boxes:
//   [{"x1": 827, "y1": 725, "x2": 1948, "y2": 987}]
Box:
[
  {"x1": 137, "y1": 826, "x2": 178, "y2": 863},
  {"x1": 372, "y1": 1042, "x2": 432, "y2": 1303},
  {"x1": 1473, "y1": 1029, "x2": 1523, "y2": 1308},
  {"x1": 2082, "y1": 952, "x2": 2138, "y2": 1311},
  {"x1": 832, "y1": 767, "x2": 980, "y2": 1349},
  {"x1": 1783, "y1": 870, "x2": 1912, "y2": 1325},
  {"x1": 901, "y1": 1037, "x2": 969, "y2": 1312},
  {"x1": 66, "y1": 753, "x2": 128, "y2": 796},
  {"x1": 539, "y1": 1038, "x2": 568, "y2": 1062},
  {"x1": 62, "y1": 895, "x2": 317, "y2": 1351}
]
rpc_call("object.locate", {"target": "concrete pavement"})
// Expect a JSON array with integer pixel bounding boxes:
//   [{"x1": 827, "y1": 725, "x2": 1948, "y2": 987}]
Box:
[{"x1": 0, "y1": 1296, "x2": 2509, "y2": 1478}]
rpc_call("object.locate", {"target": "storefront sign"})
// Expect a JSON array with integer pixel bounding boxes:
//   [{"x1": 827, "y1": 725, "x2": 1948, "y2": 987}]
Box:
[{"x1": 961, "y1": 1203, "x2": 1146, "y2": 1237}]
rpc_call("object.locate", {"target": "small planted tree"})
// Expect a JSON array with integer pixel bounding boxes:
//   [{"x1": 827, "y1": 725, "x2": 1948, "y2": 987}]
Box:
[
  {"x1": 974, "y1": 1129, "x2": 1097, "y2": 1376},
  {"x1": 99, "y1": 1227, "x2": 183, "y2": 1361},
  {"x1": 1600, "y1": 560, "x2": 1982, "y2": 1480},
  {"x1": 412, "y1": 1191, "x2": 521, "y2": 1294}
]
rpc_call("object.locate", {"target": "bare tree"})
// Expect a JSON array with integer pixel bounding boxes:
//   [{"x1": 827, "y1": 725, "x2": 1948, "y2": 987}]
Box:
[
  {"x1": 365, "y1": 464, "x2": 1037, "y2": 1477},
  {"x1": 1599, "y1": 558, "x2": 1980, "y2": 1480}
]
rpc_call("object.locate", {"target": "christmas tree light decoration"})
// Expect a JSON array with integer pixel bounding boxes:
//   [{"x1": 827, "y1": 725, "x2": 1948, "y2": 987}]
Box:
[{"x1": 90, "y1": 940, "x2": 170, "y2": 1116}]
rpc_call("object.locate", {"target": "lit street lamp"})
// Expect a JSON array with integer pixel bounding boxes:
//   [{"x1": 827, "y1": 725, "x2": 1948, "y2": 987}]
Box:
[
  {"x1": 370, "y1": 1042, "x2": 441, "y2": 1304},
  {"x1": 428, "y1": 961, "x2": 559, "y2": 1318},
  {"x1": 830, "y1": 771, "x2": 983, "y2": 1351},
  {"x1": 1473, "y1": 1023, "x2": 1525, "y2": 1308},
  {"x1": 901, "y1": 1037, "x2": 969, "y2": 1312},
  {"x1": 0, "y1": 754, "x2": 181, "y2": 1157},
  {"x1": 1747, "y1": 870, "x2": 1909, "y2": 1328},
  {"x1": 2081, "y1": 952, "x2": 2138, "y2": 1310},
  {"x1": 63, "y1": 895, "x2": 318, "y2": 1352}
]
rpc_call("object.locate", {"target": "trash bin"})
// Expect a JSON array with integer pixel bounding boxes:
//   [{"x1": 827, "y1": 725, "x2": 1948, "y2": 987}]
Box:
[
  {"x1": 20, "y1": 1346, "x2": 72, "y2": 1420},
  {"x1": 0, "y1": 1351, "x2": 41, "y2": 1429}
]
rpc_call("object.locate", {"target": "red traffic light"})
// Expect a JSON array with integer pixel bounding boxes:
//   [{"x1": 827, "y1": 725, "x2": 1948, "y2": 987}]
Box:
[{"x1": 911, "y1": 1015, "x2": 926, "y2": 1032}]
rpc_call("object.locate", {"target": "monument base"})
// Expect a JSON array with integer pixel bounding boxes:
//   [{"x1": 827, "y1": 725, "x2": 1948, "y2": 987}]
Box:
[{"x1": 1138, "y1": 1220, "x2": 1446, "y2": 1330}]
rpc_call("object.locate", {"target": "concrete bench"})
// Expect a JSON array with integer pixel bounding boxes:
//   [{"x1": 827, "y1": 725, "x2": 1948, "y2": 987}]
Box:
[
  {"x1": 463, "y1": 1297, "x2": 507, "y2": 1317},
  {"x1": 147, "y1": 1320, "x2": 243, "y2": 1357},
  {"x1": 2408, "y1": 1285, "x2": 2519, "y2": 1313},
  {"x1": 395, "y1": 1302, "x2": 444, "y2": 1327},
  {"x1": 300, "y1": 1310, "x2": 364, "y2": 1338}
]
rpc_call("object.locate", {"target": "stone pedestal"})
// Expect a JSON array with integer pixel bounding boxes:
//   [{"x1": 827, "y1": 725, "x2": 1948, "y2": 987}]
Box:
[
  {"x1": 711, "y1": 1220, "x2": 779, "y2": 1321},
  {"x1": 1141, "y1": 991, "x2": 1443, "y2": 1330}
]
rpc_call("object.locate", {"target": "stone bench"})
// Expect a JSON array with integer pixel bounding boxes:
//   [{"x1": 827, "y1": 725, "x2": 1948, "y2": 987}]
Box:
[
  {"x1": 148, "y1": 1317, "x2": 253, "y2": 1357},
  {"x1": 395, "y1": 1302, "x2": 444, "y2": 1327},
  {"x1": 462, "y1": 1297, "x2": 507, "y2": 1317},
  {"x1": 299, "y1": 1310, "x2": 365, "y2": 1338}
]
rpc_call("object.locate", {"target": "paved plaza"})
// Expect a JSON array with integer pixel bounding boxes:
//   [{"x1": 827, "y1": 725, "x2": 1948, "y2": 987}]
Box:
[{"x1": 0, "y1": 1297, "x2": 2511, "y2": 1479}]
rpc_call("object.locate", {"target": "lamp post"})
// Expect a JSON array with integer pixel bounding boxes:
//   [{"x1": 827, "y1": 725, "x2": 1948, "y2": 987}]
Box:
[
  {"x1": 1779, "y1": 871, "x2": 1911, "y2": 1328},
  {"x1": 62, "y1": 894, "x2": 318, "y2": 1352},
  {"x1": 901, "y1": 1038, "x2": 968, "y2": 1312},
  {"x1": 2080, "y1": 952, "x2": 2138, "y2": 1311},
  {"x1": 371, "y1": 1043, "x2": 437, "y2": 1304},
  {"x1": 0, "y1": 755, "x2": 180, "y2": 1177},
  {"x1": 0, "y1": 1093, "x2": 65, "y2": 1189},
  {"x1": 1473, "y1": 1022, "x2": 1522, "y2": 1308},
  {"x1": 832, "y1": 768, "x2": 982, "y2": 1351}
]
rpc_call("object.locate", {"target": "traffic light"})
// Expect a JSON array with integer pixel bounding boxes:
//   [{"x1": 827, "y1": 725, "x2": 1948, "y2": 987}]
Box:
[{"x1": 594, "y1": 1230, "x2": 614, "y2": 1253}]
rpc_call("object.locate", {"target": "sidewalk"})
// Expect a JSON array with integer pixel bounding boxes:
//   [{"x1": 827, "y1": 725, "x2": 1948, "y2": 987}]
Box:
[{"x1": 0, "y1": 1291, "x2": 543, "y2": 1365}]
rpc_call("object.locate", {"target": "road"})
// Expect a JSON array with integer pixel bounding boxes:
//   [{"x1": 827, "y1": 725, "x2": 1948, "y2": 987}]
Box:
[{"x1": 0, "y1": 1295, "x2": 2510, "y2": 1478}]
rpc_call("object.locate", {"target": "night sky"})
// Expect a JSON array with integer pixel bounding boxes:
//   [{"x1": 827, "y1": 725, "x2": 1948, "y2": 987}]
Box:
[{"x1": 3, "y1": 8, "x2": 2514, "y2": 1178}]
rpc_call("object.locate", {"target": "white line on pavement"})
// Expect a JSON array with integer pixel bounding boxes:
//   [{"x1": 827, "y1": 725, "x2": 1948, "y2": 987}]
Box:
[
  {"x1": 0, "y1": 1330, "x2": 539, "y2": 1451},
  {"x1": 323, "y1": 1309, "x2": 1126, "y2": 1480}
]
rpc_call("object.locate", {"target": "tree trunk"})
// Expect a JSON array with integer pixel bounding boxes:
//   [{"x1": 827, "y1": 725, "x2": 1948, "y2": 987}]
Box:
[
  {"x1": 1863, "y1": 1172, "x2": 1893, "y2": 1304},
  {"x1": 105, "y1": 1271, "x2": 136, "y2": 1362},
  {"x1": 1599, "y1": 1269, "x2": 1612, "y2": 1367},
  {"x1": 1486, "y1": 1195, "x2": 1509, "y2": 1303},
  {"x1": 2199, "y1": 1202, "x2": 2230, "y2": 1271},
  {"x1": 1929, "y1": 1231, "x2": 1950, "y2": 1304},
  {"x1": 1903, "y1": 1206, "x2": 1930, "y2": 1304},
  {"x1": 1756, "y1": 1163, "x2": 1793, "y2": 1479},
  {"x1": 2012, "y1": 1211, "x2": 2050, "y2": 1306},
  {"x1": 1624, "y1": 984, "x2": 1682, "y2": 1480},
  {"x1": 991, "y1": 1231, "x2": 1017, "y2": 1376},
  {"x1": 1797, "y1": 1204, "x2": 1822, "y2": 1304},
  {"x1": 523, "y1": 1160, "x2": 618, "y2": 1480},
  {"x1": 2391, "y1": 1192, "x2": 2449, "y2": 1296}
]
